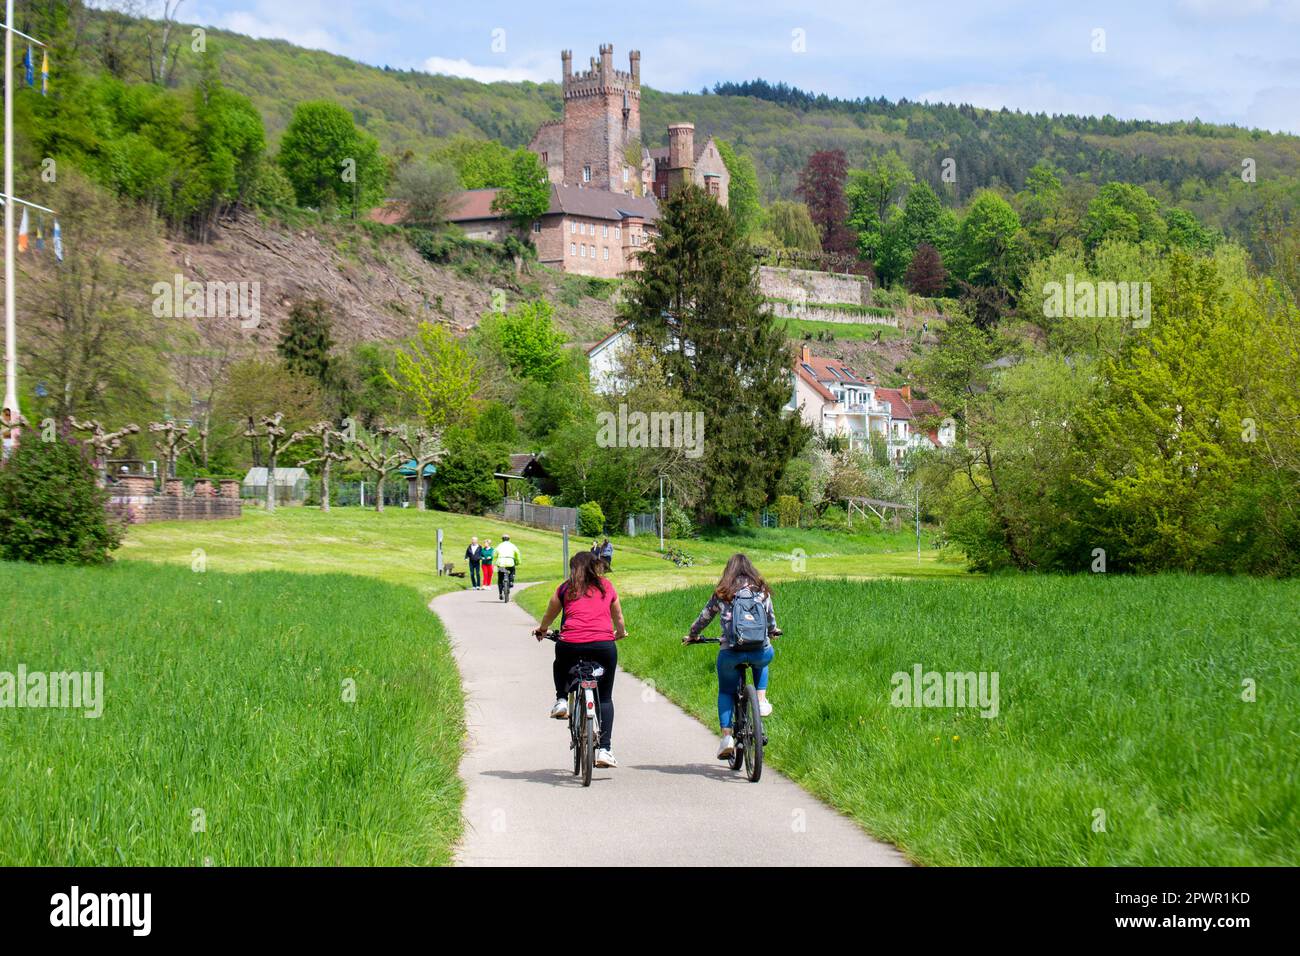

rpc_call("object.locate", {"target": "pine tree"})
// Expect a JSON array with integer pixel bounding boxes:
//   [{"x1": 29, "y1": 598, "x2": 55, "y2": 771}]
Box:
[
  {"x1": 622, "y1": 186, "x2": 809, "y2": 521},
  {"x1": 278, "y1": 298, "x2": 336, "y2": 388}
]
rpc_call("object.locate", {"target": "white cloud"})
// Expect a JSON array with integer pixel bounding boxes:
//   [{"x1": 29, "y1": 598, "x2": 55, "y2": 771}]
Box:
[{"x1": 421, "y1": 56, "x2": 552, "y2": 84}]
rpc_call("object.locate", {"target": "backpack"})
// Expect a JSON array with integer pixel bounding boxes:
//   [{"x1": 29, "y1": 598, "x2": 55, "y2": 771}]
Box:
[{"x1": 726, "y1": 587, "x2": 769, "y2": 651}]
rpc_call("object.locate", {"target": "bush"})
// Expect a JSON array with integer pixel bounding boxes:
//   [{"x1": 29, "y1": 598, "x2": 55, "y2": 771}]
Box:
[
  {"x1": 663, "y1": 499, "x2": 695, "y2": 539},
  {"x1": 577, "y1": 500, "x2": 605, "y2": 536},
  {"x1": 426, "y1": 432, "x2": 507, "y2": 515},
  {"x1": 532, "y1": 494, "x2": 553, "y2": 506},
  {"x1": 776, "y1": 494, "x2": 802, "y2": 528},
  {"x1": 812, "y1": 504, "x2": 849, "y2": 532},
  {"x1": 0, "y1": 434, "x2": 123, "y2": 565}
]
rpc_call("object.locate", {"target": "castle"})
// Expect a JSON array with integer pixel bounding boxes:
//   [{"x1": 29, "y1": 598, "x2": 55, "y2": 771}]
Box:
[{"x1": 442, "y1": 44, "x2": 730, "y2": 277}]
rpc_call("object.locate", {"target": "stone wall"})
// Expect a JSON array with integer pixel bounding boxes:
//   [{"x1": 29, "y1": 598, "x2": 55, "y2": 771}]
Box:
[
  {"x1": 108, "y1": 478, "x2": 243, "y2": 524},
  {"x1": 768, "y1": 301, "x2": 898, "y2": 326},
  {"x1": 759, "y1": 265, "x2": 873, "y2": 307}
]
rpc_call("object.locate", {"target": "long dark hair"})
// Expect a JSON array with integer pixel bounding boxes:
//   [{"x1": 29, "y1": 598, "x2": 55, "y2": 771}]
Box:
[
  {"x1": 564, "y1": 550, "x2": 607, "y2": 601},
  {"x1": 714, "y1": 553, "x2": 769, "y2": 601}
]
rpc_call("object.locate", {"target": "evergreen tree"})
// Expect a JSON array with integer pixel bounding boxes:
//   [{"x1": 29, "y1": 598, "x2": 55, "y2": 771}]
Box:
[
  {"x1": 622, "y1": 186, "x2": 809, "y2": 520},
  {"x1": 278, "y1": 299, "x2": 336, "y2": 390}
]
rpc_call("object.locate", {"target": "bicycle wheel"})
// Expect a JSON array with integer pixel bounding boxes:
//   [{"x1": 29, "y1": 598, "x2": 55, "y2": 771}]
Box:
[
  {"x1": 569, "y1": 695, "x2": 581, "y2": 775},
  {"x1": 580, "y1": 704, "x2": 595, "y2": 787},
  {"x1": 742, "y1": 684, "x2": 764, "y2": 782},
  {"x1": 728, "y1": 691, "x2": 744, "y2": 771}
]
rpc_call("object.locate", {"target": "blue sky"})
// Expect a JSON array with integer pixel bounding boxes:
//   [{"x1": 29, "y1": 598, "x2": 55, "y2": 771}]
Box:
[{"x1": 176, "y1": 0, "x2": 1300, "y2": 133}]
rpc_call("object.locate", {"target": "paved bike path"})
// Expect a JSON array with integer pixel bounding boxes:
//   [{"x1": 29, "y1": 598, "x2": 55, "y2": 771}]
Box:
[{"x1": 431, "y1": 585, "x2": 909, "y2": 867}]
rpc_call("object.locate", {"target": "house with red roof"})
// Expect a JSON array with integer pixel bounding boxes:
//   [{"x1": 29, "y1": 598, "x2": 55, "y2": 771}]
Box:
[{"x1": 789, "y1": 344, "x2": 956, "y2": 461}]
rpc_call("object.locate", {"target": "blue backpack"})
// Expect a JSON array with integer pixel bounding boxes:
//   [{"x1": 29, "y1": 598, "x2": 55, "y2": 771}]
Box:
[{"x1": 727, "y1": 587, "x2": 770, "y2": 651}]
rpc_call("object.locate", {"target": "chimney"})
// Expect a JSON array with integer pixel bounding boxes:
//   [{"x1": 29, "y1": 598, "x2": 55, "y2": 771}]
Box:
[
  {"x1": 561, "y1": 49, "x2": 572, "y2": 81},
  {"x1": 800, "y1": 344, "x2": 811, "y2": 363},
  {"x1": 901, "y1": 384, "x2": 911, "y2": 402}
]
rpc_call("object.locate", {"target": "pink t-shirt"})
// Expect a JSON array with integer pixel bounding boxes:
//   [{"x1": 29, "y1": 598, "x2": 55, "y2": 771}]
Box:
[{"x1": 555, "y1": 580, "x2": 619, "y2": 643}]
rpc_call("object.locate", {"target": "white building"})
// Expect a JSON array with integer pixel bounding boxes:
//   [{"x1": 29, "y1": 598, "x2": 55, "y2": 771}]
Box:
[{"x1": 788, "y1": 345, "x2": 956, "y2": 461}]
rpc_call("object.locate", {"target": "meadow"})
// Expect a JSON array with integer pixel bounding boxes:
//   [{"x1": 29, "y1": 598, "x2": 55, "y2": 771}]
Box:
[
  {"x1": 519, "y1": 575, "x2": 1300, "y2": 866},
  {"x1": 0, "y1": 560, "x2": 464, "y2": 865}
]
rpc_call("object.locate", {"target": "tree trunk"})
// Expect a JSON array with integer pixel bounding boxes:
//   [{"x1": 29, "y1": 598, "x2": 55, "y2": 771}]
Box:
[
  {"x1": 375, "y1": 474, "x2": 385, "y2": 512},
  {"x1": 266, "y1": 452, "x2": 278, "y2": 513},
  {"x1": 414, "y1": 466, "x2": 426, "y2": 511},
  {"x1": 321, "y1": 463, "x2": 331, "y2": 513}
]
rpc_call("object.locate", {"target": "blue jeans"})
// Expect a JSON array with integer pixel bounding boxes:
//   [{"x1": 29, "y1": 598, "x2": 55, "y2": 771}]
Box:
[{"x1": 716, "y1": 645, "x2": 774, "y2": 729}]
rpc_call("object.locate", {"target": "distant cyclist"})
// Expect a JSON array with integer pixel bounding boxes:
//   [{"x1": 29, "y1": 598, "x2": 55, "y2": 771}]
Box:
[
  {"x1": 494, "y1": 535, "x2": 521, "y2": 599},
  {"x1": 682, "y1": 553, "x2": 781, "y2": 760},
  {"x1": 532, "y1": 551, "x2": 627, "y2": 768}
]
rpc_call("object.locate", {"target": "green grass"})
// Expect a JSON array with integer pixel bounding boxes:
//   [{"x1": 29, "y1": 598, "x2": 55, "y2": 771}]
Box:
[
  {"x1": 0, "y1": 560, "x2": 464, "y2": 865},
  {"x1": 783, "y1": 318, "x2": 904, "y2": 342},
  {"x1": 532, "y1": 574, "x2": 1300, "y2": 866}
]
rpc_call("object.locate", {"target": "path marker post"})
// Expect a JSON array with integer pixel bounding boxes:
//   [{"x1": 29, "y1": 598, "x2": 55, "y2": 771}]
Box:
[
  {"x1": 561, "y1": 524, "x2": 569, "y2": 574},
  {"x1": 436, "y1": 527, "x2": 443, "y2": 576}
]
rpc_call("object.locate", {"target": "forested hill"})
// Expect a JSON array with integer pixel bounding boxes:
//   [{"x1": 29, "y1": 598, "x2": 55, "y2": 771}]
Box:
[{"x1": 84, "y1": 7, "x2": 1299, "y2": 230}]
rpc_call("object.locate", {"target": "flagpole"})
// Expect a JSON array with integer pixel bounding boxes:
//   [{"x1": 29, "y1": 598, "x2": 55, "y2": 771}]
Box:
[{"x1": 3, "y1": 0, "x2": 18, "y2": 450}]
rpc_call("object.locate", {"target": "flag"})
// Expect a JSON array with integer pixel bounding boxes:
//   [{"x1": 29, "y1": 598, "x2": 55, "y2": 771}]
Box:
[
  {"x1": 35, "y1": 216, "x2": 45, "y2": 252},
  {"x1": 17, "y1": 208, "x2": 28, "y2": 253},
  {"x1": 52, "y1": 219, "x2": 63, "y2": 262},
  {"x1": 24, "y1": 45, "x2": 33, "y2": 88},
  {"x1": 40, "y1": 51, "x2": 49, "y2": 96}
]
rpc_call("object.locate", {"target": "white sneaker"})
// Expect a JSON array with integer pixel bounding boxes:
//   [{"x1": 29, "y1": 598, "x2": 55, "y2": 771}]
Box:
[
  {"x1": 717, "y1": 734, "x2": 735, "y2": 760},
  {"x1": 549, "y1": 699, "x2": 569, "y2": 720},
  {"x1": 595, "y1": 749, "x2": 618, "y2": 768},
  {"x1": 759, "y1": 700, "x2": 773, "y2": 718}
]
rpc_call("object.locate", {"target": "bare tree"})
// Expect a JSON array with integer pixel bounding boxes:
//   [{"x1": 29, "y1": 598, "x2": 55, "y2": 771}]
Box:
[
  {"x1": 293, "y1": 422, "x2": 349, "y2": 513},
  {"x1": 148, "y1": 420, "x2": 197, "y2": 478},
  {"x1": 351, "y1": 425, "x2": 403, "y2": 513},
  {"x1": 387, "y1": 423, "x2": 446, "y2": 511},
  {"x1": 148, "y1": 0, "x2": 187, "y2": 86},
  {"x1": 243, "y1": 413, "x2": 301, "y2": 512},
  {"x1": 70, "y1": 419, "x2": 141, "y2": 484}
]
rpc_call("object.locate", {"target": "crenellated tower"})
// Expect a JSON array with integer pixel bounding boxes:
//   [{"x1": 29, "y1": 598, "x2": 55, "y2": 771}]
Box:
[{"x1": 561, "y1": 44, "x2": 642, "y2": 193}]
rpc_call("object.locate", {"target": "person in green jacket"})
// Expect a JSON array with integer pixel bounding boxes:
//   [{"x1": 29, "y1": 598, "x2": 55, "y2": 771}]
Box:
[{"x1": 480, "y1": 539, "x2": 496, "y2": 589}]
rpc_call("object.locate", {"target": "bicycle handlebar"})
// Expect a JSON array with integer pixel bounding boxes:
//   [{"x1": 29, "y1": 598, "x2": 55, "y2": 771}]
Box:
[{"x1": 683, "y1": 629, "x2": 782, "y2": 646}]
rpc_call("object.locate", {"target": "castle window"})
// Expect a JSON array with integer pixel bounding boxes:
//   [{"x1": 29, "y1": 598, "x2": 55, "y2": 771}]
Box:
[
  {"x1": 615, "y1": 226, "x2": 621, "y2": 239},
  {"x1": 603, "y1": 247, "x2": 610, "y2": 260},
  {"x1": 570, "y1": 221, "x2": 576, "y2": 234},
  {"x1": 583, "y1": 165, "x2": 591, "y2": 182},
  {"x1": 532, "y1": 221, "x2": 542, "y2": 233},
  {"x1": 541, "y1": 151, "x2": 548, "y2": 165},
  {"x1": 602, "y1": 224, "x2": 609, "y2": 238},
  {"x1": 623, "y1": 166, "x2": 629, "y2": 183},
  {"x1": 581, "y1": 244, "x2": 587, "y2": 258},
  {"x1": 569, "y1": 242, "x2": 576, "y2": 256}
]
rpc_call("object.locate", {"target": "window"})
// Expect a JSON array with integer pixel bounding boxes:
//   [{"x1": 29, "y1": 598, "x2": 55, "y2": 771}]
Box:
[
  {"x1": 623, "y1": 166, "x2": 629, "y2": 183},
  {"x1": 615, "y1": 226, "x2": 621, "y2": 240},
  {"x1": 541, "y1": 151, "x2": 548, "y2": 165},
  {"x1": 602, "y1": 224, "x2": 609, "y2": 238},
  {"x1": 603, "y1": 247, "x2": 610, "y2": 260},
  {"x1": 583, "y1": 165, "x2": 591, "y2": 182},
  {"x1": 569, "y1": 242, "x2": 576, "y2": 256},
  {"x1": 660, "y1": 184, "x2": 668, "y2": 198},
  {"x1": 532, "y1": 221, "x2": 542, "y2": 233},
  {"x1": 580, "y1": 244, "x2": 586, "y2": 258},
  {"x1": 570, "y1": 221, "x2": 576, "y2": 234}
]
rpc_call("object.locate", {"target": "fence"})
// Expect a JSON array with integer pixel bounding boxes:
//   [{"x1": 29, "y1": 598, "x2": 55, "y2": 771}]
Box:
[
  {"x1": 626, "y1": 512, "x2": 659, "y2": 536},
  {"x1": 493, "y1": 498, "x2": 578, "y2": 531}
]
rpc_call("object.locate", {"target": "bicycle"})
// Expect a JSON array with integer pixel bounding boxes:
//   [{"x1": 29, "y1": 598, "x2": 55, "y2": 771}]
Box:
[
  {"x1": 498, "y1": 566, "x2": 516, "y2": 603},
  {"x1": 540, "y1": 630, "x2": 602, "y2": 787},
  {"x1": 683, "y1": 633, "x2": 778, "y2": 783}
]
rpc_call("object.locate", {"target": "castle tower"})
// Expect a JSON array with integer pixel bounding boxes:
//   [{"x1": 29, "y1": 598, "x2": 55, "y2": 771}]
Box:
[
  {"x1": 664, "y1": 122, "x2": 696, "y2": 193},
  {"x1": 561, "y1": 44, "x2": 642, "y2": 193}
]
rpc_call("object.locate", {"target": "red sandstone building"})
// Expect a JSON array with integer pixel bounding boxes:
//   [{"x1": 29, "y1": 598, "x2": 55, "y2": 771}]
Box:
[{"x1": 432, "y1": 44, "x2": 731, "y2": 278}]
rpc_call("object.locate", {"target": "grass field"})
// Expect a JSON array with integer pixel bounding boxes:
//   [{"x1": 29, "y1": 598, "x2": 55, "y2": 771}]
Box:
[
  {"x1": 0, "y1": 560, "x2": 464, "y2": 865},
  {"x1": 520, "y1": 574, "x2": 1300, "y2": 866},
  {"x1": 783, "y1": 318, "x2": 905, "y2": 342}
]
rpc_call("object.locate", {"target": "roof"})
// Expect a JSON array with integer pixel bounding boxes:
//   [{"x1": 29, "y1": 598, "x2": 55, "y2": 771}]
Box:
[
  {"x1": 242, "y1": 467, "x2": 309, "y2": 484},
  {"x1": 586, "y1": 325, "x2": 632, "y2": 356},
  {"x1": 876, "y1": 388, "x2": 942, "y2": 422},
  {"x1": 397, "y1": 460, "x2": 438, "y2": 477},
  {"x1": 794, "y1": 362, "x2": 837, "y2": 402},
  {"x1": 447, "y1": 188, "x2": 504, "y2": 222},
  {"x1": 792, "y1": 347, "x2": 870, "y2": 400},
  {"x1": 547, "y1": 184, "x2": 658, "y2": 222}
]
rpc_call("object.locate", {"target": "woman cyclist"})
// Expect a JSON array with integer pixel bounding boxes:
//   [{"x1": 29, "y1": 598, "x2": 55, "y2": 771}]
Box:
[
  {"x1": 682, "y1": 553, "x2": 781, "y2": 760},
  {"x1": 532, "y1": 551, "x2": 627, "y2": 768}
]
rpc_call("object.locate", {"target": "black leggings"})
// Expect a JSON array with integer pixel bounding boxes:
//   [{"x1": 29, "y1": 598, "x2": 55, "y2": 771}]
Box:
[{"x1": 552, "y1": 640, "x2": 617, "y2": 750}]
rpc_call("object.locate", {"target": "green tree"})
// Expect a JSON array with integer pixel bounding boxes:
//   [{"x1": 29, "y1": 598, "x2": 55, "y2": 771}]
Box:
[
  {"x1": 716, "y1": 139, "x2": 761, "y2": 236},
  {"x1": 1082, "y1": 182, "x2": 1166, "y2": 251},
  {"x1": 764, "y1": 200, "x2": 821, "y2": 252},
  {"x1": 385, "y1": 322, "x2": 479, "y2": 430},
  {"x1": 876, "y1": 182, "x2": 954, "y2": 285},
  {"x1": 473, "y1": 299, "x2": 567, "y2": 384},
  {"x1": 951, "y1": 190, "x2": 1028, "y2": 289},
  {"x1": 622, "y1": 185, "x2": 809, "y2": 520},
  {"x1": 278, "y1": 299, "x2": 336, "y2": 389},
  {"x1": 278, "y1": 101, "x2": 386, "y2": 215},
  {"x1": 393, "y1": 160, "x2": 461, "y2": 227},
  {"x1": 491, "y1": 148, "x2": 551, "y2": 232},
  {"x1": 432, "y1": 137, "x2": 514, "y2": 189}
]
